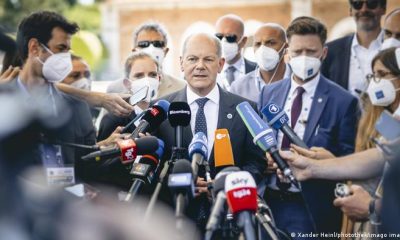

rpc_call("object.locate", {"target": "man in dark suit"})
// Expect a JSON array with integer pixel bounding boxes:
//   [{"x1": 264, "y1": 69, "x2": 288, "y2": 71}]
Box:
[
  {"x1": 215, "y1": 14, "x2": 257, "y2": 90},
  {"x1": 156, "y1": 32, "x2": 265, "y2": 231},
  {"x1": 259, "y1": 16, "x2": 360, "y2": 237},
  {"x1": 321, "y1": 0, "x2": 386, "y2": 94}
]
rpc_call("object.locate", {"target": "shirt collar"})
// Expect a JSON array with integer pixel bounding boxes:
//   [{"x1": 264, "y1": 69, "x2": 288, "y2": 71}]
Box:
[
  {"x1": 187, "y1": 84, "x2": 220, "y2": 106},
  {"x1": 289, "y1": 73, "x2": 320, "y2": 97},
  {"x1": 223, "y1": 56, "x2": 245, "y2": 74},
  {"x1": 351, "y1": 30, "x2": 384, "y2": 50}
]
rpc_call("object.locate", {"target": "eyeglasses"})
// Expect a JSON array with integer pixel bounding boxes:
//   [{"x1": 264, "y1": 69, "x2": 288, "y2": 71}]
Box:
[
  {"x1": 349, "y1": 0, "x2": 380, "y2": 10},
  {"x1": 366, "y1": 72, "x2": 398, "y2": 83},
  {"x1": 69, "y1": 70, "x2": 91, "y2": 80},
  {"x1": 215, "y1": 33, "x2": 238, "y2": 43},
  {"x1": 136, "y1": 40, "x2": 165, "y2": 48}
]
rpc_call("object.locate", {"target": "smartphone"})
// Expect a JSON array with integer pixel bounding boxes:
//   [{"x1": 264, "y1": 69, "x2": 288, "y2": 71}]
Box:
[
  {"x1": 375, "y1": 110, "x2": 400, "y2": 141},
  {"x1": 129, "y1": 85, "x2": 149, "y2": 105}
]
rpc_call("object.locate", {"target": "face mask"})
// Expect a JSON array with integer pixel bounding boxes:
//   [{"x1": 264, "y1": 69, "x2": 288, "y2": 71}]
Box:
[
  {"x1": 367, "y1": 77, "x2": 400, "y2": 106},
  {"x1": 140, "y1": 45, "x2": 165, "y2": 64},
  {"x1": 289, "y1": 55, "x2": 321, "y2": 81},
  {"x1": 130, "y1": 77, "x2": 160, "y2": 103},
  {"x1": 37, "y1": 44, "x2": 72, "y2": 83},
  {"x1": 255, "y1": 44, "x2": 284, "y2": 71},
  {"x1": 221, "y1": 40, "x2": 239, "y2": 62},
  {"x1": 70, "y1": 77, "x2": 91, "y2": 91},
  {"x1": 381, "y1": 38, "x2": 400, "y2": 50}
]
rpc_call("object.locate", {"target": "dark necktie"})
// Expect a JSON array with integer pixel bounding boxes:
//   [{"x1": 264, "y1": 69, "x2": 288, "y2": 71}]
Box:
[
  {"x1": 226, "y1": 66, "x2": 236, "y2": 85},
  {"x1": 281, "y1": 87, "x2": 305, "y2": 149},
  {"x1": 195, "y1": 98, "x2": 209, "y2": 137}
]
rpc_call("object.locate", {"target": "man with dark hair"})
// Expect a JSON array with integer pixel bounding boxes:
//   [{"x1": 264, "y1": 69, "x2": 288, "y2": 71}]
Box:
[
  {"x1": 258, "y1": 16, "x2": 360, "y2": 237},
  {"x1": 2, "y1": 11, "x2": 117, "y2": 184},
  {"x1": 321, "y1": 0, "x2": 386, "y2": 96}
]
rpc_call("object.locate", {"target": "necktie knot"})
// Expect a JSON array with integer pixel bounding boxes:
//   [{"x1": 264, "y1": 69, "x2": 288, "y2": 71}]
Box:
[
  {"x1": 296, "y1": 87, "x2": 305, "y2": 96},
  {"x1": 195, "y1": 97, "x2": 209, "y2": 109}
]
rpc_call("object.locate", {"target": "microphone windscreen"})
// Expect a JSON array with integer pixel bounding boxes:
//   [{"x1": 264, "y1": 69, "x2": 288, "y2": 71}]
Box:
[
  {"x1": 135, "y1": 136, "x2": 159, "y2": 155},
  {"x1": 143, "y1": 105, "x2": 168, "y2": 129},
  {"x1": 261, "y1": 103, "x2": 289, "y2": 130},
  {"x1": 213, "y1": 166, "x2": 240, "y2": 195},
  {"x1": 171, "y1": 159, "x2": 192, "y2": 174},
  {"x1": 168, "y1": 102, "x2": 191, "y2": 127},
  {"x1": 155, "y1": 99, "x2": 170, "y2": 113},
  {"x1": 225, "y1": 171, "x2": 257, "y2": 214},
  {"x1": 236, "y1": 101, "x2": 277, "y2": 152},
  {"x1": 188, "y1": 132, "x2": 208, "y2": 159},
  {"x1": 214, "y1": 129, "x2": 235, "y2": 167}
]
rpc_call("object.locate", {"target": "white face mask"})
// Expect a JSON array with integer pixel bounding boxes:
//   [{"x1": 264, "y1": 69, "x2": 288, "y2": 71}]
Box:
[
  {"x1": 255, "y1": 44, "x2": 284, "y2": 71},
  {"x1": 37, "y1": 44, "x2": 72, "y2": 83},
  {"x1": 221, "y1": 40, "x2": 239, "y2": 62},
  {"x1": 70, "y1": 77, "x2": 91, "y2": 91},
  {"x1": 367, "y1": 77, "x2": 400, "y2": 106},
  {"x1": 130, "y1": 77, "x2": 160, "y2": 103},
  {"x1": 289, "y1": 55, "x2": 321, "y2": 81},
  {"x1": 140, "y1": 45, "x2": 165, "y2": 64},
  {"x1": 381, "y1": 38, "x2": 400, "y2": 50}
]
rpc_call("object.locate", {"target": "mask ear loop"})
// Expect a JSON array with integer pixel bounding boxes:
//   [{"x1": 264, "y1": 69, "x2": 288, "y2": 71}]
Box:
[{"x1": 267, "y1": 45, "x2": 287, "y2": 85}]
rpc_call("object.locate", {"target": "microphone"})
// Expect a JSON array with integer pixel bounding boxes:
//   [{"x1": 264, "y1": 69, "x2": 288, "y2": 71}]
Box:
[
  {"x1": 188, "y1": 132, "x2": 208, "y2": 181},
  {"x1": 236, "y1": 101, "x2": 299, "y2": 188},
  {"x1": 167, "y1": 159, "x2": 195, "y2": 230},
  {"x1": 261, "y1": 103, "x2": 309, "y2": 149},
  {"x1": 130, "y1": 100, "x2": 170, "y2": 138},
  {"x1": 205, "y1": 166, "x2": 240, "y2": 240},
  {"x1": 225, "y1": 171, "x2": 258, "y2": 240},
  {"x1": 168, "y1": 102, "x2": 191, "y2": 148},
  {"x1": 214, "y1": 129, "x2": 235, "y2": 169},
  {"x1": 81, "y1": 136, "x2": 159, "y2": 163},
  {"x1": 124, "y1": 139, "x2": 164, "y2": 201}
]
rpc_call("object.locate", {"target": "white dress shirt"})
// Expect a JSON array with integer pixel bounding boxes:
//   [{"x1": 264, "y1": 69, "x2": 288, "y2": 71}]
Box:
[
  {"x1": 186, "y1": 84, "x2": 220, "y2": 159},
  {"x1": 217, "y1": 56, "x2": 246, "y2": 91},
  {"x1": 348, "y1": 31, "x2": 383, "y2": 97}
]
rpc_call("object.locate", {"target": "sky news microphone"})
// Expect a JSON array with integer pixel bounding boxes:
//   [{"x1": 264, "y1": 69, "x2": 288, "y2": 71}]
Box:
[
  {"x1": 236, "y1": 102, "x2": 299, "y2": 188},
  {"x1": 188, "y1": 132, "x2": 208, "y2": 181},
  {"x1": 225, "y1": 171, "x2": 257, "y2": 240},
  {"x1": 168, "y1": 102, "x2": 191, "y2": 148},
  {"x1": 81, "y1": 136, "x2": 159, "y2": 163},
  {"x1": 130, "y1": 100, "x2": 170, "y2": 138},
  {"x1": 214, "y1": 129, "x2": 235, "y2": 170},
  {"x1": 205, "y1": 166, "x2": 240, "y2": 240},
  {"x1": 261, "y1": 103, "x2": 309, "y2": 149},
  {"x1": 167, "y1": 159, "x2": 195, "y2": 230},
  {"x1": 124, "y1": 139, "x2": 164, "y2": 202}
]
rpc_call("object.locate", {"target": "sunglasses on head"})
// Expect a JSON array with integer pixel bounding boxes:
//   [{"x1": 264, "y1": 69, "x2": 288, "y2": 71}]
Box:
[
  {"x1": 215, "y1": 33, "x2": 238, "y2": 43},
  {"x1": 349, "y1": 0, "x2": 380, "y2": 10},
  {"x1": 137, "y1": 40, "x2": 165, "y2": 48}
]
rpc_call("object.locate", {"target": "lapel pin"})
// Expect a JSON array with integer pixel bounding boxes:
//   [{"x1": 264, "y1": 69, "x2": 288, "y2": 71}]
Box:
[
  {"x1": 318, "y1": 98, "x2": 323, "y2": 103},
  {"x1": 227, "y1": 113, "x2": 233, "y2": 119}
]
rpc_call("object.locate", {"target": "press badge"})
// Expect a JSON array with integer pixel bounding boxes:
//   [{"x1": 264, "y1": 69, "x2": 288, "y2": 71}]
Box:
[{"x1": 46, "y1": 166, "x2": 75, "y2": 186}]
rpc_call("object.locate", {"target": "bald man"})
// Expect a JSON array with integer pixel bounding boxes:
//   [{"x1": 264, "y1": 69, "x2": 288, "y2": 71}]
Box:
[
  {"x1": 230, "y1": 23, "x2": 290, "y2": 102},
  {"x1": 215, "y1": 14, "x2": 256, "y2": 90},
  {"x1": 381, "y1": 8, "x2": 400, "y2": 49}
]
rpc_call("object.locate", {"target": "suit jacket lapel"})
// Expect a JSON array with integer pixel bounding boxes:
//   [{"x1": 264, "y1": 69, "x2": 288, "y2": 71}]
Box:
[
  {"x1": 340, "y1": 35, "x2": 353, "y2": 89},
  {"x1": 303, "y1": 76, "x2": 329, "y2": 144}
]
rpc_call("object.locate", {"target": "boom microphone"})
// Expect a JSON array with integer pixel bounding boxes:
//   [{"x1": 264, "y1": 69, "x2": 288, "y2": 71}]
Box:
[
  {"x1": 261, "y1": 103, "x2": 309, "y2": 149},
  {"x1": 188, "y1": 132, "x2": 208, "y2": 181},
  {"x1": 81, "y1": 136, "x2": 159, "y2": 163},
  {"x1": 236, "y1": 102, "x2": 299, "y2": 188},
  {"x1": 225, "y1": 171, "x2": 257, "y2": 240},
  {"x1": 124, "y1": 139, "x2": 164, "y2": 201}
]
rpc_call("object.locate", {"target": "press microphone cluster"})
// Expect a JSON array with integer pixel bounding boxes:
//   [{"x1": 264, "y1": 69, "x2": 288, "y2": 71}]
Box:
[
  {"x1": 261, "y1": 103, "x2": 309, "y2": 149},
  {"x1": 236, "y1": 101, "x2": 299, "y2": 188}
]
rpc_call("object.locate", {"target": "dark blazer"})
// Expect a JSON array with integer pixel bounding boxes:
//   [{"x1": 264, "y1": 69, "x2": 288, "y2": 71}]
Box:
[
  {"x1": 259, "y1": 74, "x2": 360, "y2": 233},
  {"x1": 156, "y1": 85, "x2": 266, "y2": 183},
  {"x1": 321, "y1": 35, "x2": 354, "y2": 90},
  {"x1": 97, "y1": 112, "x2": 137, "y2": 141},
  {"x1": 1, "y1": 79, "x2": 97, "y2": 182},
  {"x1": 244, "y1": 58, "x2": 257, "y2": 74}
]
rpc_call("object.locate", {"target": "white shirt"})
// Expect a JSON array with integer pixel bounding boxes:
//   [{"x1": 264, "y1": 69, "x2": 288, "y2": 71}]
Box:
[
  {"x1": 348, "y1": 31, "x2": 383, "y2": 97},
  {"x1": 186, "y1": 84, "x2": 220, "y2": 159},
  {"x1": 217, "y1": 56, "x2": 246, "y2": 91},
  {"x1": 277, "y1": 73, "x2": 320, "y2": 148}
]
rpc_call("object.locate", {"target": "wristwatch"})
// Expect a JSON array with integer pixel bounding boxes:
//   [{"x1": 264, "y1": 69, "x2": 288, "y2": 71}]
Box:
[{"x1": 369, "y1": 198, "x2": 381, "y2": 225}]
